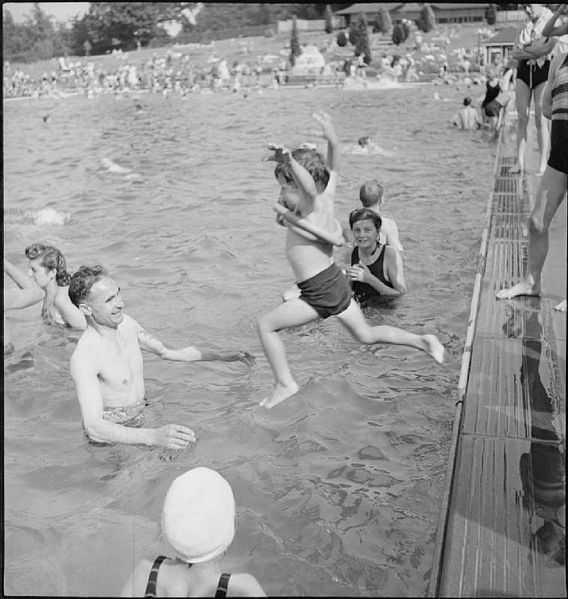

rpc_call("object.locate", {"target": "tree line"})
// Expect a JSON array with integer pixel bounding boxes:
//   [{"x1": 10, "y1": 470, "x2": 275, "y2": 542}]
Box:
[{"x1": 2, "y1": 2, "x2": 352, "y2": 63}]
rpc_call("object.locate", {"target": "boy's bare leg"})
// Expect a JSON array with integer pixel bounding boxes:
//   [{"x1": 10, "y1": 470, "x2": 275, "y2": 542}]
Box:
[
  {"x1": 336, "y1": 301, "x2": 445, "y2": 363},
  {"x1": 496, "y1": 166, "x2": 566, "y2": 299},
  {"x1": 257, "y1": 299, "x2": 320, "y2": 408}
]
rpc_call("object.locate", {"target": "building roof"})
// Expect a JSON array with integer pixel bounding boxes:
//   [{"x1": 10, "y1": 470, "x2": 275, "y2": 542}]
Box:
[
  {"x1": 335, "y1": 3, "x2": 402, "y2": 16},
  {"x1": 482, "y1": 26, "x2": 519, "y2": 46},
  {"x1": 335, "y1": 2, "x2": 489, "y2": 15},
  {"x1": 431, "y1": 3, "x2": 489, "y2": 9}
]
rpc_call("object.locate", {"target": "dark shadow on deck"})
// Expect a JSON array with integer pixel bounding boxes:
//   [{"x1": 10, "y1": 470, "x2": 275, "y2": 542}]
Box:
[{"x1": 429, "y1": 131, "x2": 566, "y2": 598}]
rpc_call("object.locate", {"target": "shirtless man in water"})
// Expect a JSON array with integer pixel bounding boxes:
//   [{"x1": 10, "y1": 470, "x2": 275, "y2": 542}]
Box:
[{"x1": 69, "y1": 265, "x2": 254, "y2": 448}]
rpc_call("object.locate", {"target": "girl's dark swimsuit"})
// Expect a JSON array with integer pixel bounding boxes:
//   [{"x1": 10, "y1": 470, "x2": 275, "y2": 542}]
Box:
[
  {"x1": 297, "y1": 262, "x2": 352, "y2": 319},
  {"x1": 144, "y1": 555, "x2": 231, "y2": 598},
  {"x1": 351, "y1": 245, "x2": 394, "y2": 304}
]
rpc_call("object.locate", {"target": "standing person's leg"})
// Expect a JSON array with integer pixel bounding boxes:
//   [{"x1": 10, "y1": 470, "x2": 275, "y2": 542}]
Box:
[
  {"x1": 257, "y1": 299, "x2": 319, "y2": 408},
  {"x1": 511, "y1": 79, "x2": 532, "y2": 173},
  {"x1": 496, "y1": 165, "x2": 567, "y2": 299},
  {"x1": 533, "y1": 82, "x2": 550, "y2": 176},
  {"x1": 335, "y1": 300, "x2": 445, "y2": 363}
]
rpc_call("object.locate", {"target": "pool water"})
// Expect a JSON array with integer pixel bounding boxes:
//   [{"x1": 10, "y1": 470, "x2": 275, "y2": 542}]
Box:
[{"x1": 4, "y1": 85, "x2": 494, "y2": 596}]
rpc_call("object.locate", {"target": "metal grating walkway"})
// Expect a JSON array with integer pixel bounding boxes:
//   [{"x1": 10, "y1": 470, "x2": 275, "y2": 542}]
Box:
[{"x1": 429, "y1": 130, "x2": 566, "y2": 598}]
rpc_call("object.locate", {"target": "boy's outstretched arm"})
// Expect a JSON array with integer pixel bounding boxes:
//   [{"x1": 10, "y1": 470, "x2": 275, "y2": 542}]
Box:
[{"x1": 312, "y1": 111, "x2": 340, "y2": 174}]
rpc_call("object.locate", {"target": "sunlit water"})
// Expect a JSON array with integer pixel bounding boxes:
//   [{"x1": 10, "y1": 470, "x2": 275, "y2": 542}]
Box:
[{"x1": 4, "y1": 85, "x2": 495, "y2": 596}]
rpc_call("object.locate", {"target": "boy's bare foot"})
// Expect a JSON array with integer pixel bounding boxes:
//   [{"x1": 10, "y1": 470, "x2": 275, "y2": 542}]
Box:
[
  {"x1": 422, "y1": 335, "x2": 445, "y2": 364},
  {"x1": 260, "y1": 381, "x2": 300, "y2": 409},
  {"x1": 496, "y1": 280, "x2": 540, "y2": 299},
  {"x1": 554, "y1": 299, "x2": 567, "y2": 312}
]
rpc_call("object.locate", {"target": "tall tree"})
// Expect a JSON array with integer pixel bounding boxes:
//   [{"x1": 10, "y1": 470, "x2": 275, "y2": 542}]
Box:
[
  {"x1": 324, "y1": 5, "x2": 334, "y2": 34},
  {"x1": 485, "y1": 4, "x2": 497, "y2": 25},
  {"x1": 417, "y1": 3, "x2": 436, "y2": 33},
  {"x1": 374, "y1": 7, "x2": 392, "y2": 35},
  {"x1": 354, "y1": 13, "x2": 371, "y2": 64},
  {"x1": 392, "y1": 23, "x2": 404, "y2": 46},
  {"x1": 290, "y1": 16, "x2": 301, "y2": 67}
]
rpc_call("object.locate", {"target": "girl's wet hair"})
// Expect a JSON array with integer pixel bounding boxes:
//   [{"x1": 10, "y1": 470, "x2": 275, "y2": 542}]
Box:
[
  {"x1": 25, "y1": 243, "x2": 71, "y2": 286},
  {"x1": 349, "y1": 207, "x2": 382, "y2": 231},
  {"x1": 274, "y1": 148, "x2": 330, "y2": 190},
  {"x1": 69, "y1": 265, "x2": 107, "y2": 307}
]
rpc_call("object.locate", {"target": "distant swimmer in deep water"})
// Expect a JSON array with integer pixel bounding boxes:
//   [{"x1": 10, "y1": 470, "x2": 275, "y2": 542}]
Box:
[
  {"x1": 257, "y1": 111, "x2": 444, "y2": 409},
  {"x1": 342, "y1": 136, "x2": 393, "y2": 157},
  {"x1": 3, "y1": 258, "x2": 44, "y2": 353},
  {"x1": 69, "y1": 265, "x2": 255, "y2": 448},
  {"x1": 120, "y1": 467, "x2": 266, "y2": 597},
  {"x1": 24, "y1": 243, "x2": 86, "y2": 329},
  {"x1": 100, "y1": 157, "x2": 143, "y2": 180}
]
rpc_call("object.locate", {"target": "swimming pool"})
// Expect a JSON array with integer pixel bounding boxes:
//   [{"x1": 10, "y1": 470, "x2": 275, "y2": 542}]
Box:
[{"x1": 4, "y1": 84, "x2": 495, "y2": 596}]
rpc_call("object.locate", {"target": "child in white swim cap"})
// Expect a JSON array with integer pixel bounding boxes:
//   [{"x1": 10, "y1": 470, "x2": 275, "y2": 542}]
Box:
[{"x1": 120, "y1": 467, "x2": 266, "y2": 597}]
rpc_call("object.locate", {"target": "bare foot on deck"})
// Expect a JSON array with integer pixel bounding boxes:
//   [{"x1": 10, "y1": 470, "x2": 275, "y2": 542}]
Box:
[
  {"x1": 554, "y1": 299, "x2": 567, "y2": 312},
  {"x1": 496, "y1": 280, "x2": 540, "y2": 300},
  {"x1": 422, "y1": 334, "x2": 445, "y2": 364},
  {"x1": 260, "y1": 381, "x2": 300, "y2": 409}
]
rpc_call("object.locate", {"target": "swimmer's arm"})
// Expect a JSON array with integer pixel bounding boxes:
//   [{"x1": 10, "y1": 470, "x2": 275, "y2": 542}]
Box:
[
  {"x1": 120, "y1": 558, "x2": 152, "y2": 597},
  {"x1": 70, "y1": 350, "x2": 155, "y2": 446},
  {"x1": 313, "y1": 111, "x2": 340, "y2": 174},
  {"x1": 383, "y1": 219, "x2": 404, "y2": 252},
  {"x1": 512, "y1": 37, "x2": 556, "y2": 60},
  {"x1": 542, "y1": 7, "x2": 568, "y2": 38},
  {"x1": 542, "y1": 52, "x2": 563, "y2": 119},
  {"x1": 288, "y1": 153, "x2": 319, "y2": 207},
  {"x1": 3, "y1": 287, "x2": 43, "y2": 311},
  {"x1": 54, "y1": 293, "x2": 86, "y2": 329},
  {"x1": 274, "y1": 204, "x2": 345, "y2": 246},
  {"x1": 4, "y1": 258, "x2": 43, "y2": 294},
  {"x1": 385, "y1": 246, "x2": 407, "y2": 294},
  {"x1": 231, "y1": 573, "x2": 267, "y2": 597},
  {"x1": 138, "y1": 328, "x2": 255, "y2": 366}
]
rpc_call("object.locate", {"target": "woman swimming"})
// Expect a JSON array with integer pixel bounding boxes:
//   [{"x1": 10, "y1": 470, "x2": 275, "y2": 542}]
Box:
[{"x1": 25, "y1": 243, "x2": 86, "y2": 328}]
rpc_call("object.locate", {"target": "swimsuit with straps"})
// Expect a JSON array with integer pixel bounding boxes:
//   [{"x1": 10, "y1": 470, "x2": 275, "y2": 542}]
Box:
[
  {"x1": 144, "y1": 555, "x2": 231, "y2": 598},
  {"x1": 351, "y1": 244, "x2": 394, "y2": 305}
]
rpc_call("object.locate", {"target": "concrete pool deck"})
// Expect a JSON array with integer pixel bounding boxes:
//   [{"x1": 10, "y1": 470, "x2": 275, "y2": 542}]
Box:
[{"x1": 429, "y1": 123, "x2": 566, "y2": 598}]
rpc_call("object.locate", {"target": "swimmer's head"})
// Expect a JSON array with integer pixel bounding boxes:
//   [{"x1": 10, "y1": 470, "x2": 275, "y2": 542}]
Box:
[
  {"x1": 359, "y1": 180, "x2": 385, "y2": 208},
  {"x1": 358, "y1": 136, "x2": 371, "y2": 147},
  {"x1": 25, "y1": 243, "x2": 70, "y2": 287},
  {"x1": 463, "y1": 96, "x2": 472, "y2": 106},
  {"x1": 274, "y1": 147, "x2": 329, "y2": 192},
  {"x1": 69, "y1": 265, "x2": 108, "y2": 307},
  {"x1": 161, "y1": 467, "x2": 236, "y2": 564},
  {"x1": 349, "y1": 207, "x2": 382, "y2": 232}
]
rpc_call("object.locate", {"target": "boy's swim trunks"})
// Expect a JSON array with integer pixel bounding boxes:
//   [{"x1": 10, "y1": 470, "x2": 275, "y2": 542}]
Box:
[{"x1": 297, "y1": 262, "x2": 352, "y2": 319}]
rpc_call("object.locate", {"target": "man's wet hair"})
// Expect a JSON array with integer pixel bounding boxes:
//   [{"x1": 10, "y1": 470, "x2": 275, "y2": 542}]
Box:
[
  {"x1": 359, "y1": 180, "x2": 384, "y2": 207},
  {"x1": 274, "y1": 148, "x2": 330, "y2": 191},
  {"x1": 69, "y1": 265, "x2": 107, "y2": 307}
]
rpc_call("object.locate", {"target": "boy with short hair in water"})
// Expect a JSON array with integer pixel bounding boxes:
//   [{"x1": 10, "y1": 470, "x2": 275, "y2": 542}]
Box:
[{"x1": 257, "y1": 111, "x2": 444, "y2": 409}]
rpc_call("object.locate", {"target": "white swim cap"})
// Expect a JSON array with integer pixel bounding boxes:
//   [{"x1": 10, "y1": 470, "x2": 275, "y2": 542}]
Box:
[{"x1": 161, "y1": 467, "x2": 236, "y2": 563}]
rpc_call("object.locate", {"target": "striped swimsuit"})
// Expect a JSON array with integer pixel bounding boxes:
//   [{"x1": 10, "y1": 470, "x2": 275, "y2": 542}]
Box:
[{"x1": 548, "y1": 53, "x2": 568, "y2": 174}]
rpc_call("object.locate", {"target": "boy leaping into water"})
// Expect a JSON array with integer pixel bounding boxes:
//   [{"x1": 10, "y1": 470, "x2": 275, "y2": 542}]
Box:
[{"x1": 257, "y1": 111, "x2": 445, "y2": 409}]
